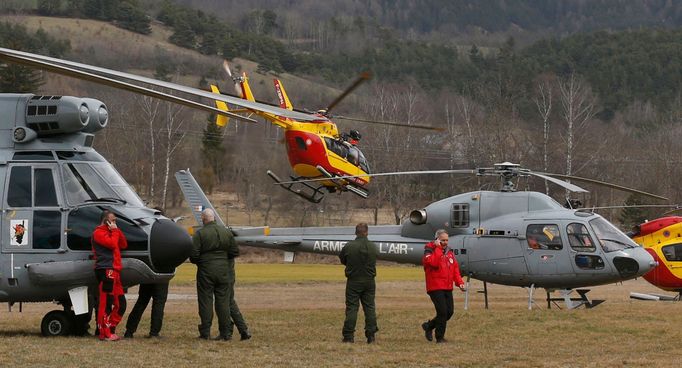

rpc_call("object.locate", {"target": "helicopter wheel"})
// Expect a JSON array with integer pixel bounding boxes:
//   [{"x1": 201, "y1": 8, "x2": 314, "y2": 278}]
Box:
[{"x1": 41, "y1": 310, "x2": 73, "y2": 337}]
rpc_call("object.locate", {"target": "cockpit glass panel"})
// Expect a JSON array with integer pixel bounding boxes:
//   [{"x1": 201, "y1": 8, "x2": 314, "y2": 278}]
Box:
[
  {"x1": 67, "y1": 206, "x2": 148, "y2": 251},
  {"x1": 56, "y1": 151, "x2": 105, "y2": 162},
  {"x1": 13, "y1": 151, "x2": 55, "y2": 161},
  {"x1": 61, "y1": 163, "x2": 119, "y2": 205},
  {"x1": 567, "y1": 223, "x2": 596, "y2": 252},
  {"x1": 8, "y1": 166, "x2": 32, "y2": 207},
  {"x1": 661, "y1": 244, "x2": 682, "y2": 262},
  {"x1": 34, "y1": 168, "x2": 59, "y2": 207},
  {"x1": 526, "y1": 224, "x2": 563, "y2": 250},
  {"x1": 90, "y1": 163, "x2": 144, "y2": 207},
  {"x1": 589, "y1": 217, "x2": 638, "y2": 252}
]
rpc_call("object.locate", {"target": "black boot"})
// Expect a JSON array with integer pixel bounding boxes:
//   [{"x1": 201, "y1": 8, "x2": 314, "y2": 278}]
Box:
[
  {"x1": 342, "y1": 336, "x2": 354, "y2": 343},
  {"x1": 421, "y1": 321, "x2": 433, "y2": 342},
  {"x1": 240, "y1": 331, "x2": 252, "y2": 341},
  {"x1": 366, "y1": 331, "x2": 375, "y2": 344}
]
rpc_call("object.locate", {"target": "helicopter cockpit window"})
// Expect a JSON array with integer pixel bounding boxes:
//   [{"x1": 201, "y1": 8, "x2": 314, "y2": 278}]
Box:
[
  {"x1": 451, "y1": 204, "x2": 470, "y2": 227},
  {"x1": 589, "y1": 217, "x2": 638, "y2": 253},
  {"x1": 7, "y1": 166, "x2": 32, "y2": 207},
  {"x1": 526, "y1": 224, "x2": 563, "y2": 250},
  {"x1": 62, "y1": 163, "x2": 119, "y2": 206},
  {"x1": 661, "y1": 244, "x2": 682, "y2": 262},
  {"x1": 567, "y1": 223, "x2": 596, "y2": 252},
  {"x1": 12, "y1": 151, "x2": 55, "y2": 161},
  {"x1": 90, "y1": 163, "x2": 144, "y2": 207},
  {"x1": 294, "y1": 137, "x2": 307, "y2": 151},
  {"x1": 67, "y1": 206, "x2": 148, "y2": 251},
  {"x1": 347, "y1": 147, "x2": 360, "y2": 166},
  {"x1": 357, "y1": 150, "x2": 370, "y2": 173},
  {"x1": 34, "y1": 169, "x2": 59, "y2": 207},
  {"x1": 56, "y1": 151, "x2": 105, "y2": 162},
  {"x1": 324, "y1": 137, "x2": 349, "y2": 160},
  {"x1": 33, "y1": 211, "x2": 61, "y2": 249}
]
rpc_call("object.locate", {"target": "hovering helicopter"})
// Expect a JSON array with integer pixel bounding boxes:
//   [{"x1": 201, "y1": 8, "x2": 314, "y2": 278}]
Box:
[
  {"x1": 210, "y1": 62, "x2": 441, "y2": 203},
  {"x1": 0, "y1": 47, "x2": 441, "y2": 204},
  {"x1": 629, "y1": 216, "x2": 682, "y2": 300},
  {"x1": 177, "y1": 162, "x2": 665, "y2": 309},
  {"x1": 0, "y1": 93, "x2": 193, "y2": 336}
]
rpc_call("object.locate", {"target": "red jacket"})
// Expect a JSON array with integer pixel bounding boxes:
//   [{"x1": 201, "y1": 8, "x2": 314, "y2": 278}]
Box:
[
  {"x1": 92, "y1": 225, "x2": 128, "y2": 271},
  {"x1": 422, "y1": 241, "x2": 464, "y2": 292}
]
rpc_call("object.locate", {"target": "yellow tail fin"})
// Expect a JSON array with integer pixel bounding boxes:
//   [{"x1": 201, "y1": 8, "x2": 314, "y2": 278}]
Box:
[
  {"x1": 274, "y1": 79, "x2": 293, "y2": 110},
  {"x1": 239, "y1": 73, "x2": 256, "y2": 102},
  {"x1": 210, "y1": 84, "x2": 229, "y2": 127}
]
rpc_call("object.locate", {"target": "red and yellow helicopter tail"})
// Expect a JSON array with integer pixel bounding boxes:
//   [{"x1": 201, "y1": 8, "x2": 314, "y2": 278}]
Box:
[{"x1": 631, "y1": 216, "x2": 682, "y2": 293}]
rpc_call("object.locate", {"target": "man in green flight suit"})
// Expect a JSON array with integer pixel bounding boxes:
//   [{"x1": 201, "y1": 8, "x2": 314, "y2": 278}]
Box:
[
  {"x1": 339, "y1": 223, "x2": 378, "y2": 343},
  {"x1": 190, "y1": 208, "x2": 239, "y2": 340}
]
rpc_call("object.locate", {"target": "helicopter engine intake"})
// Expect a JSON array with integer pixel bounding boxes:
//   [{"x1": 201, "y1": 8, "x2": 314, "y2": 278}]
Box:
[{"x1": 22, "y1": 96, "x2": 108, "y2": 137}]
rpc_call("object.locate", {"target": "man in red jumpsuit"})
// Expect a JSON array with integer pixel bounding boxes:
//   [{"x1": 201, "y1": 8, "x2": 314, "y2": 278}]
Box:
[
  {"x1": 421, "y1": 229, "x2": 465, "y2": 343},
  {"x1": 92, "y1": 210, "x2": 128, "y2": 341}
]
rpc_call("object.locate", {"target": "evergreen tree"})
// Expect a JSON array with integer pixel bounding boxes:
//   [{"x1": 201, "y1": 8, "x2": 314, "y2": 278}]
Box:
[
  {"x1": 116, "y1": 1, "x2": 152, "y2": 35},
  {"x1": 169, "y1": 19, "x2": 196, "y2": 49},
  {"x1": 37, "y1": 0, "x2": 62, "y2": 16}
]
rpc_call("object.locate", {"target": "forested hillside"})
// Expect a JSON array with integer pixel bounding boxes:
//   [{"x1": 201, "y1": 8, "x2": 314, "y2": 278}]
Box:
[{"x1": 1, "y1": 1, "x2": 681, "y2": 229}]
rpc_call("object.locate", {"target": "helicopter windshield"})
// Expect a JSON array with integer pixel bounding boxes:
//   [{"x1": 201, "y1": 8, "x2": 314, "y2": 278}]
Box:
[
  {"x1": 324, "y1": 137, "x2": 370, "y2": 173},
  {"x1": 61, "y1": 162, "x2": 144, "y2": 207},
  {"x1": 589, "y1": 217, "x2": 638, "y2": 252}
]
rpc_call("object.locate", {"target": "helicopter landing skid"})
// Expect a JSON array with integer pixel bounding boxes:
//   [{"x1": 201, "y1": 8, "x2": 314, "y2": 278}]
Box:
[
  {"x1": 315, "y1": 165, "x2": 369, "y2": 199},
  {"x1": 267, "y1": 170, "x2": 325, "y2": 204}
]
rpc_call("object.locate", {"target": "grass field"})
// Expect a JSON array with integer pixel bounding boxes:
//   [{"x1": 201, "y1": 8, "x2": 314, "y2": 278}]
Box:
[{"x1": 1, "y1": 264, "x2": 681, "y2": 367}]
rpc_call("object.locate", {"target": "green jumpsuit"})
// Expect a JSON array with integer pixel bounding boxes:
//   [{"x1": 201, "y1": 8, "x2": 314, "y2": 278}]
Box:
[
  {"x1": 190, "y1": 221, "x2": 239, "y2": 338},
  {"x1": 339, "y1": 236, "x2": 378, "y2": 340}
]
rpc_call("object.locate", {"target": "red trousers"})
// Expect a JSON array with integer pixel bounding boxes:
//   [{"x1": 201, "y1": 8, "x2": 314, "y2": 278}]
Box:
[{"x1": 95, "y1": 269, "x2": 126, "y2": 339}]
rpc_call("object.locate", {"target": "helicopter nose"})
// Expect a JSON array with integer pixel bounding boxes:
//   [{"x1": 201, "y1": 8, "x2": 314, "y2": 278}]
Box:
[
  {"x1": 612, "y1": 248, "x2": 655, "y2": 279},
  {"x1": 149, "y1": 219, "x2": 192, "y2": 273}
]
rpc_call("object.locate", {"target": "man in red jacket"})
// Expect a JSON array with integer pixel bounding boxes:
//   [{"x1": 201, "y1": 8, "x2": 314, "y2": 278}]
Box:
[
  {"x1": 421, "y1": 229, "x2": 465, "y2": 343},
  {"x1": 92, "y1": 210, "x2": 128, "y2": 341}
]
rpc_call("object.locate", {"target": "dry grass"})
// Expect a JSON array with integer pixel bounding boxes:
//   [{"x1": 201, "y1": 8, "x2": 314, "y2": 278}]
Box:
[{"x1": 0, "y1": 264, "x2": 681, "y2": 367}]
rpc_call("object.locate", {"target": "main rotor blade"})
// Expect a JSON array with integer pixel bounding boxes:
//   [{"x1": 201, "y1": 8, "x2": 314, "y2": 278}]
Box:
[
  {"x1": 0, "y1": 47, "x2": 326, "y2": 122},
  {"x1": 324, "y1": 71, "x2": 371, "y2": 114},
  {"x1": 333, "y1": 115, "x2": 444, "y2": 131},
  {"x1": 537, "y1": 172, "x2": 668, "y2": 201},
  {"x1": 528, "y1": 172, "x2": 588, "y2": 193},
  {"x1": 274, "y1": 169, "x2": 476, "y2": 185},
  {"x1": 0, "y1": 49, "x2": 257, "y2": 123}
]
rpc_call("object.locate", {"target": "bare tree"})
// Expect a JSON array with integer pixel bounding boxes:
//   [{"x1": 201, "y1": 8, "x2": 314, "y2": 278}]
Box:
[
  {"x1": 558, "y1": 73, "x2": 596, "y2": 194},
  {"x1": 160, "y1": 103, "x2": 187, "y2": 209},
  {"x1": 533, "y1": 75, "x2": 554, "y2": 193}
]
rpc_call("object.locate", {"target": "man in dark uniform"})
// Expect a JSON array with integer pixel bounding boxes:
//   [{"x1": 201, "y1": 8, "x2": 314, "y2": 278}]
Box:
[
  {"x1": 190, "y1": 208, "x2": 239, "y2": 340},
  {"x1": 339, "y1": 223, "x2": 378, "y2": 343},
  {"x1": 227, "y1": 285, "x2": 251, "y2": 341},
  {"x1": 123, "y1": 281, "x2": 169, "y2": 338}
]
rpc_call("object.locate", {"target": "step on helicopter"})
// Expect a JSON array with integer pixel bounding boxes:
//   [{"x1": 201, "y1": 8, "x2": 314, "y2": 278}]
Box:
[
  {"x1": 210, "y1": 61, "x2": 441, "y2": 203},
  {"x1": 0, "y1": 93, "x2": 192, "y2": 336},
  {"x1": 0, "y1": 47, "x2": 441, "y2": 204},
  {"x1": 177, "y1": 162, "x2": 665, "y2": 310}
]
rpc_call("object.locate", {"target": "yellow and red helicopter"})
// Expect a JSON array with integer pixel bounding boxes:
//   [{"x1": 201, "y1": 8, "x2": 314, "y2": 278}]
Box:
[
  {"x1": 630, "y1": 217, "x2": 682, "y2": 300},
  {"x1": 210, "y1": 61, "x2": 442, "y2": 203},
  {"x1": 0, "y1": 47, "x2": 440, "y2": 203}
]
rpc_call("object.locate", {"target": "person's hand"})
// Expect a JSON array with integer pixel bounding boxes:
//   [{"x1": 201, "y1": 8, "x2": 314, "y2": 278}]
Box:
[
  {"x1": 458, "y1": 284, "x2": 466, "y2": 292},
  {"x1": 108, "y1": 220, "x2": 118, "y2": 230}
]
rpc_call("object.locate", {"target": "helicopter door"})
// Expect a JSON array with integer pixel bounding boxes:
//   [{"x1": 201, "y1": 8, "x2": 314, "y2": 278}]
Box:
[
  {"x1": 3, "y1": 164, "x2": 64, "y2": 253},
  {"x1": 523, "y1": 224, "x2": 574, "y2": 276},
  {"x1": 566, "y1": 222, "x2": 611, "y2": 275}
]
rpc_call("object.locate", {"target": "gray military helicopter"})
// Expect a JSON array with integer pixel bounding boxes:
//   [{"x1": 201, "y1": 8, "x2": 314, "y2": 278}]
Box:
[
  {"x1": 0, "y1": 95, "x2": 194, "y2": 336},
  {"x1": 176, "y1": 163, "x2": 663, "y2": 309}
]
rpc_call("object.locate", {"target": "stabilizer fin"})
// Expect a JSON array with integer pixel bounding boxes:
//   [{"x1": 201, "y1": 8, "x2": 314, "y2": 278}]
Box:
[
  {"x1": 210, "y1": 84, "x2": 229, "y2": 127},
  {"x1": 175, "y1": 169, "x2": 225, "y2": 227},
  {"x1": 274, "y1": 79, "x2": 293, "y2": 110}
]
